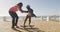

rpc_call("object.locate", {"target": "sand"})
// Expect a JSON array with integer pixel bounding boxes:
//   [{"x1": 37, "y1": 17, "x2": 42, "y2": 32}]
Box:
[{"x1": 0, "y1": 20, "x2": 60, "y2": 32}]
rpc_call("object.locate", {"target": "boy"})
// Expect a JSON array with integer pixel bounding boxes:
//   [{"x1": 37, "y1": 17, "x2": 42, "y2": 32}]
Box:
[{"x1": 24, "y1": 5, "x2": 36, "y2": 27}]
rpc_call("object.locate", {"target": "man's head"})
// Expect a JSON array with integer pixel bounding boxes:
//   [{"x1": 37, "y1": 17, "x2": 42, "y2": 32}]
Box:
[{"x1": 17, "y1": 2, "x2": 23, "y2": 7}]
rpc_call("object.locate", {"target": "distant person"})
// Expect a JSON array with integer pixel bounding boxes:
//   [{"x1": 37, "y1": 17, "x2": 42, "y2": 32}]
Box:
[
  {"x1": 24, "y1": 5, "x2": 36, "y2": 27},
  {"x1": 9, "y1": 2, "x2": 23, "y2": 29}
]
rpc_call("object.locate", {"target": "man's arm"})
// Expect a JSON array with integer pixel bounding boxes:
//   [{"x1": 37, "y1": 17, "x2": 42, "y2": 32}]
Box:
[
  {"x1": 20, "y1": 10, "x2": 28, "y2": 13},
  {"x1": 19, "y1": 8, "x2": 28, "y2": 13},
  {"x1": 19, "y1": 8, "x2": 23, "y2": 12}
]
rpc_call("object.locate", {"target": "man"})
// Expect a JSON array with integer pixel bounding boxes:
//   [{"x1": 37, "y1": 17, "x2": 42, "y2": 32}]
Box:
[{"x1": 9, "y1": 2, "x2": 23, "y2": 29}]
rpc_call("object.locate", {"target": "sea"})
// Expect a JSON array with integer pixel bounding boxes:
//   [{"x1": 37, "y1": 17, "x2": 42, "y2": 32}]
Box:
[{"x1": 0, "y1": 16, "x2": 60, "y2": 22}]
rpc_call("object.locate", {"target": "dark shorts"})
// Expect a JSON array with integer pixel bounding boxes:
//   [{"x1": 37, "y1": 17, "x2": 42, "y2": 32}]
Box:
[{"x1": 9, "y1": 11, "x2": 18, "y2": 18}]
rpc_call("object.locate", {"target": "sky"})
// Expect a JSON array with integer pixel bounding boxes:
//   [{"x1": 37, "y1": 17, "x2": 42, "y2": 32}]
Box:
[{"x1": 0, "y1": 0, "x2": 60, "y2": 16}]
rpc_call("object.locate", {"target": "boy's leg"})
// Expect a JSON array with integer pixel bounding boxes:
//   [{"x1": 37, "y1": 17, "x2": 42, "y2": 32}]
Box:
[
  {"x1": 29, "y1": 16, "x2": 31, "y2": 26},
  {"x1": 24, "y1": 15, "x2": 28, "y2": 26}
]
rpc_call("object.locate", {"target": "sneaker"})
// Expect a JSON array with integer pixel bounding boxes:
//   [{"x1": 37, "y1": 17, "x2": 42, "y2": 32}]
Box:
[{"x1": 16, "y1": 26, "x2": 20, "y2": 28}]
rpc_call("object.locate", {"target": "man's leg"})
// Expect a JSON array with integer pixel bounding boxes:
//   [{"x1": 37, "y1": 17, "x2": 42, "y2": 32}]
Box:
[
  {"x1": 15, "y1": 16, "x2": 19, "y2": 28},
  {"x1": 9, "y1": 11, "x2": 16, "y2": 28},
  {"x1": 12, "y1": 17, "x2": 15, "y2": 28},
  {"x1": 15, "y1": 14, "x2": 19, "y2": 26},
  {"x1": 15, "y1": 17, "x2": 19, "y2": 26},
  {"x1": 12, "y1": 13, "x2": 20, "y2": 28}
]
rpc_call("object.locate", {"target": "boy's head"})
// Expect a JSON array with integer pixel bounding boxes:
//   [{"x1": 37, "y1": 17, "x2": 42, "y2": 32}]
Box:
[
  {"x1": 17, "y1": 2, "x2": 23, "y2": 7},
  {"x1": 26, "y1": 5, "x2": 30, "y2": 9}
]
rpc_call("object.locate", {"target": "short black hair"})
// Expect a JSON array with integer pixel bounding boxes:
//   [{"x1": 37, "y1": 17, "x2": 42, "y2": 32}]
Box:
[{"x1": 17, "y1": 2, "x2": 23, "y2": 6}]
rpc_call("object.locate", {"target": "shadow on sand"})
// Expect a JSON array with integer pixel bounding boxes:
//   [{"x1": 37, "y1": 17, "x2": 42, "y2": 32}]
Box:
[
  {"x1": 17, "y1": 25, "x2": 45, "y2": 32},
  {"x1": 12, "y1": 28, "x2": 22, "y2": 32}
]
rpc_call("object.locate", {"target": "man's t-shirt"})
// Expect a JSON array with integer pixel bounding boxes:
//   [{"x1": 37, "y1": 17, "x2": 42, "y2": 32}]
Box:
[{"x1": 9, "y1": 6, "x2": 19, "y2": 12}]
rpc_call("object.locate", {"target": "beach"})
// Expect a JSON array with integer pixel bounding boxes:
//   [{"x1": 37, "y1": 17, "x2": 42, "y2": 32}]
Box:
[{"x1": 0, "y1": 19, "x2": 60, "y2": 32}]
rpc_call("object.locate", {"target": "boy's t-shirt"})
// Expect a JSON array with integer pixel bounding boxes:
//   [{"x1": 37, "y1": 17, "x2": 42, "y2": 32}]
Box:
[
  {"x1": 27, "y1": 8, "x2": 36, "y2": 17},
  {"x1": 27, "y1": 9, "x2": 33, "y2": 16}
]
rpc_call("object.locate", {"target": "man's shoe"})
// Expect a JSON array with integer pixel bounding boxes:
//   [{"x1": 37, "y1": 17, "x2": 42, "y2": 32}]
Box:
[{"x1": 16, "y1": 26, "x2": 20, "y2": 28}]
